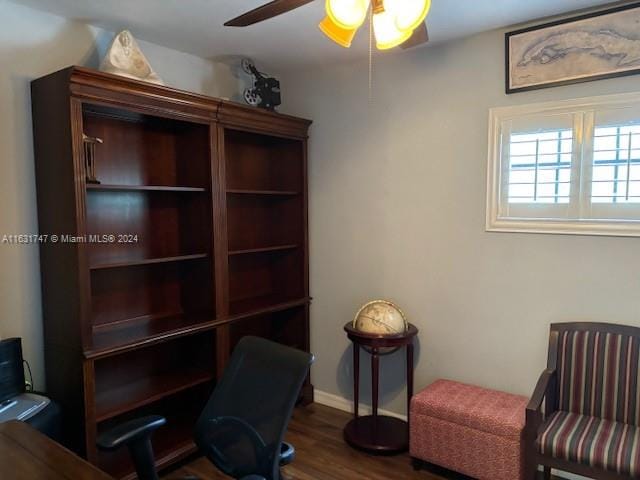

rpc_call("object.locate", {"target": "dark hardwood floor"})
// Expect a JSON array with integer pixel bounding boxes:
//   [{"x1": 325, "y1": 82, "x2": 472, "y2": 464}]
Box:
[{"x1": 164, "y1": 404, "x2": 558, "y2": 480}]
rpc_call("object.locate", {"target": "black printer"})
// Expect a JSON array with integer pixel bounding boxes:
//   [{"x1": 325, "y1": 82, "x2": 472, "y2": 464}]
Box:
[{"x1": 0, "y1": 338, "x2": 60, "y2": 440}]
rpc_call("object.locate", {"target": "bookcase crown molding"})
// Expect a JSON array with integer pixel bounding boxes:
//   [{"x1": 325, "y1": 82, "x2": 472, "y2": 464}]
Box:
[{"x1": 60, "y1": 65, "x2": 311, "y2": 137}]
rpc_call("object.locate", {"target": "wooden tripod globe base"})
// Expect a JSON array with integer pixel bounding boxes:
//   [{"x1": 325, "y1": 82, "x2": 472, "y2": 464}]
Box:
[
  {"x1": 343, "y1": 321, "x2": 417, "y2": 455},
  {"x1": 343, "y1": 415, "x2": 409, "y2": 454}
]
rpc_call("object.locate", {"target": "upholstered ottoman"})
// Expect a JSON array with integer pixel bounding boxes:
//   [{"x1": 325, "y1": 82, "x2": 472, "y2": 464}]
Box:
[{"x1": 410, "y1": 379, "x2": 527, "y2": 480}]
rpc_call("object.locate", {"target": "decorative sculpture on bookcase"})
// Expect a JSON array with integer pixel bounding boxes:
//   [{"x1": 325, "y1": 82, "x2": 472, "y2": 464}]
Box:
[
  {"x1": 241, "y1": 58, "x2": 281, "y2": 111},
  {"x1": 100, "y1": 30, "x2": 164, "y2": 85},
  {"x1": 83, "y1": 134, "x2": 102, "y2": 184}
]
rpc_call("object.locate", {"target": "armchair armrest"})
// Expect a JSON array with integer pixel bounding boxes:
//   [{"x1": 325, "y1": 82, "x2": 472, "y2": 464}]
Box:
[
  {"x1": 97, "y1": 415, "x2": 166, "y2": 451},
  {"x1": 526, "y1": 369, "x2": 556, "y2": 414},
  {"x1": 525, "y1": 368, "x2": 557, "y2": 450},
  {"x1": 523, "y1": 369, "x2": 557, "y2": 477}
]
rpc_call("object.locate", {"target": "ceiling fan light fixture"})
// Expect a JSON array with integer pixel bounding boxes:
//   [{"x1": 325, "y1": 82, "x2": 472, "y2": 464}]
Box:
[
  {"x1": 319, "y1": 16, "x2": 358, "y2": 48},
  {"x1": 386, "y1": 0, "x2": 431, "y2": 32},
  {"x1": 372, "y1": 9, "x2": 412, "y2": 50},
  {"x1": 326, "y1": 0, "x2": 370, "y2": 29}
]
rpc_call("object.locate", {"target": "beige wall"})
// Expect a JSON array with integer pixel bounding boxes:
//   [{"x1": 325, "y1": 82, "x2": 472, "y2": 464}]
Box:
[
  {"x1": 278, "y1": 28, "x2": 640, "y2": 417},
  {"x1": 0, "y1": 0, "x2": 243, "y2": 389}
]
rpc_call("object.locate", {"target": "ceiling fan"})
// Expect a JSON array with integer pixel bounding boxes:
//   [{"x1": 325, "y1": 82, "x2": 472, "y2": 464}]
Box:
[{"x1": 225, "y1": 0, "x2": 431, "y2": 51}]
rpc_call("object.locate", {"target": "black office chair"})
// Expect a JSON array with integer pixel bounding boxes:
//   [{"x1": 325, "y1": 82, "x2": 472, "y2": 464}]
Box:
[{"x1": 97, "y1": 336, "x2": 314, "y2": 480}]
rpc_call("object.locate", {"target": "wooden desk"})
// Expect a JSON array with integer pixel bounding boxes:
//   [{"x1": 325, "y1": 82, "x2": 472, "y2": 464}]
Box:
[{"x1": 0, "y1": 420, "x2": 113, "y2": 479}]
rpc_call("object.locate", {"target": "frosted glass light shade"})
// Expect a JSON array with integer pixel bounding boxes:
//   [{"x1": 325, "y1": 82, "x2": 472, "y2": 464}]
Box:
[
  {"x1": 326, "y1": 0, "x2": 370, "y2": 29},
  {"x1": 385, "y1": 0, "x2": 431, "y2": 31},
  {"x1": 319, "y1": 16, "x2": 358, "y2": 48},
  {"x1": 373, "y1": 9, "x2": 412, "y2": 50}
]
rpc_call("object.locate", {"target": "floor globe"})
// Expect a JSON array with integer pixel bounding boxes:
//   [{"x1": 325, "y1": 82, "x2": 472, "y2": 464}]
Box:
[{"x1": 354, "y1": 299, "x2": 407, "y2": 333}]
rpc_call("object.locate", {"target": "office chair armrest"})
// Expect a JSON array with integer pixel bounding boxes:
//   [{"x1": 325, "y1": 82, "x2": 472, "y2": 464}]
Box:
[{"x1": 97, "y1": 415, "x2": 166, "y2": 451}]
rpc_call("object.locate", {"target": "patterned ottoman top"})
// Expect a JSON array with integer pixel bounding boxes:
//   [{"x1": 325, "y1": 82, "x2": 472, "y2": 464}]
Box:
[{"x1": 412, "y1": 379, "x2": 527, "y2": 439}]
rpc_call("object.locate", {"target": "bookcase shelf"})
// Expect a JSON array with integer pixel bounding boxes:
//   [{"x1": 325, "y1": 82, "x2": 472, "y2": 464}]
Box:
[
  {"x1": 94, "y1": 331, "x2": 215, "y2": 422},
  {"x1": 87, "y1": 314, "x2": 221, "y2": 359},
  {"x1": 229, "y1": 295, "x2": 306, "y2": 317},
  {"x1": 95, "y1": 368, "x2": 214, "y2": 422},
  {"x1": 31, "y1": 66, "x2": 311, "y2": 479},
  {"x1": 229, "y1": 306, "x2": 308, "y2": 353},
  {"x1": 226, "y1": 189, "x2": 300, "y2": 196},
  {"x1": 228, "y1": 244, "x2": 298, "y2": 256},
  {"x1": 227, "y1": 297, "x2": 311, "y2": 322},
  {"x1": 87, "y1": 184, "x2": 207, "y2": 193},
  {"x1": 228, "y1": 247, "x2": 304, "y2": 315},
  {"x1": 89, "y1": 253, "x2": 208, "y2": 270},
  {"x1": 85, "y1": 189, "x2": 212, "y2": 267},
  {"x1": 82, "y1": 104, "x2": 212, "y2": 189},
  {"x1": 226, "y1": 195, "x2": 303, "y2": 252}
]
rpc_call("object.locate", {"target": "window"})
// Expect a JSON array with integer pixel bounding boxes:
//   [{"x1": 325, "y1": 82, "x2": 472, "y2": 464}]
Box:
[
  {"x1": 508, "y1": 129, "x2": 572, "y2": 204},
  {"x1": 486, "y1": 92, "x2": 640, "y2": 236},
  {"x1": 591, "y1": 125, "x2": 640, "y2": 204}
]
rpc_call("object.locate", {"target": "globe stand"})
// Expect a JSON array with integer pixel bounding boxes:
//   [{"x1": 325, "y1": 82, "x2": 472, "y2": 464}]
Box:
[{"x1": 343, "y1": 322, "x2": 418, "y2": 454}]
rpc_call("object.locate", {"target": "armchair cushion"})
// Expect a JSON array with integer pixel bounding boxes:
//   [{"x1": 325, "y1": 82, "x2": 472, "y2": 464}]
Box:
[
  {"x1": 536, "y1": 410, "x2": 640, "y2": 477},
  {"x1": 558, "y1": 330, "x2": 640, "y2": 425}
]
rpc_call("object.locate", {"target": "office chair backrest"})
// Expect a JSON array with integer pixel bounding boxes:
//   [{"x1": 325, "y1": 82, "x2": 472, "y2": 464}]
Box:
[{"x1": 194, "y1": 336, "x2": 313, "y2": 480}]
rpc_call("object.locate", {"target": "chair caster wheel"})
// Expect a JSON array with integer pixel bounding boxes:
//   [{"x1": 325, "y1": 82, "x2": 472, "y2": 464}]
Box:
[{"x1": 279, "y1": 442, "x2": 295, "y2": 466}]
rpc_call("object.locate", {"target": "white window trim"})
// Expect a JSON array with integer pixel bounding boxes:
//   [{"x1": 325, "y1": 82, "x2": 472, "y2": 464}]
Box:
[{"x1": 486, "y1": 91, "x2": 640, "y2": 238}]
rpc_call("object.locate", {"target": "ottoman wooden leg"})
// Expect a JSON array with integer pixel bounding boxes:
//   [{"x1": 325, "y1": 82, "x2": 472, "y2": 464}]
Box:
[{"x1": 411, "y1": 457, "x2": 422, "y2": 471}]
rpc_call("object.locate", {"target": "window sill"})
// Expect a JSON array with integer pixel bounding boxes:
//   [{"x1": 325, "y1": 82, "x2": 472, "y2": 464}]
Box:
[{"x1": 486, "y1": 217, "x2": 640, "y2": 237}]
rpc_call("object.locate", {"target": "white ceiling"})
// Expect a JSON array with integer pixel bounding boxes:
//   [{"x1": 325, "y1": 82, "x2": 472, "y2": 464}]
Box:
[{"x1": 12, "y1": 0, "x2": 621, "y2": 71}]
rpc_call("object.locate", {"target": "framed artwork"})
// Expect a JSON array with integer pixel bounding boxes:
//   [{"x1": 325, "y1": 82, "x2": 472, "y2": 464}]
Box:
[{"x1": 506, "y1": 2, "x2": 640, "y2": 94}]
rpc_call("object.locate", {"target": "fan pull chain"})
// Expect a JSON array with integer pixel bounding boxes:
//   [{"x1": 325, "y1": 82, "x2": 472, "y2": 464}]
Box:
[{"x1": 368, "y1": 6, "x2": 374, "y2": 102}]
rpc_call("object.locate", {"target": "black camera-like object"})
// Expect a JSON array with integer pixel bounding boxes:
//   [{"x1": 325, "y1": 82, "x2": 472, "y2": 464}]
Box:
[{"x1": 243, "y1": 60, "x2": 281, "y2": 111}]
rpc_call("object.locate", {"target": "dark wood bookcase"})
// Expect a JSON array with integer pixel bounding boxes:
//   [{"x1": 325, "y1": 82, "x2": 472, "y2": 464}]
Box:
[{"x1": 31, "y1": 67, "x2": 312, "y2": 479}]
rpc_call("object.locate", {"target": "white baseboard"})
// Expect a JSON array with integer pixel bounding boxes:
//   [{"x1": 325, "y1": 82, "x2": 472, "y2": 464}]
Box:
[{"x1": 314, "y1": 389, "x2": 408, "y2": 421}]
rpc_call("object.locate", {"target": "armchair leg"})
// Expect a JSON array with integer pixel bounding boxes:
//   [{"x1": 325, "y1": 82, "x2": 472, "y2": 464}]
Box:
[
  {"x1": 523, "y1": 453, "x2": 537, "y2": 480},
  {"x1": 543, "y1": 466, "x2": 551, "y2": 480},
  {"x1": 526, "y1": 466, "x2": 537, "y2": 480},
  {"x1": 128, "y1": 437, "x2": 159, "y2": 480}
]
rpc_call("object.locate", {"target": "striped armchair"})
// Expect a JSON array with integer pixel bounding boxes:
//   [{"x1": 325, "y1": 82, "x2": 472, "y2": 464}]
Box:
[{"x1": 526, "y1": 323, "x2": 640, "y2": 480}]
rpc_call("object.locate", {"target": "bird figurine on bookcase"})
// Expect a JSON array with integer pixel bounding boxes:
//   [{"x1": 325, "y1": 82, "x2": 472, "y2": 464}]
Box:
[{"x1": 100, "y1": 30, "x2": 164, "y2": 85}]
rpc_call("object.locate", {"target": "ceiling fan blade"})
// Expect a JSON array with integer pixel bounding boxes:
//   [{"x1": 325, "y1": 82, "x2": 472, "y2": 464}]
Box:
[
  {"x1": 401, "y1": 22, "x2": 429, "y2": 49},
  {"x1": 225, "y1": 0, "x2": 315, "y2": 26}
]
